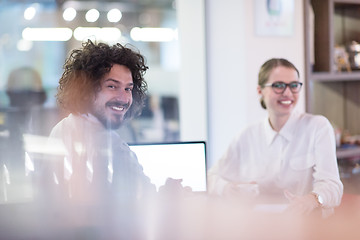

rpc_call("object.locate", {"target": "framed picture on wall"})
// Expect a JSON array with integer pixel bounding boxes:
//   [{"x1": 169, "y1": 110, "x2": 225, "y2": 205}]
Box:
[{"x1": 254, "y1": 0, "x2": 294, "y2": 37}]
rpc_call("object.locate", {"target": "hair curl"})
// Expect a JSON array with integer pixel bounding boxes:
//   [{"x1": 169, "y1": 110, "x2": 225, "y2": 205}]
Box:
[
  {"x1": 56, "y1": 40, "x2": 148, "y2": 120},
  {"x1": 258, "y1": 58, "x2": 299, "y2": 109}
]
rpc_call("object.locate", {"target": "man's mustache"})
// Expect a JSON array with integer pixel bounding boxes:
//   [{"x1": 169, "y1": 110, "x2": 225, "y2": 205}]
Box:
[{"x1": 106, "y1": 101, "x2": 130, "y2": 110}]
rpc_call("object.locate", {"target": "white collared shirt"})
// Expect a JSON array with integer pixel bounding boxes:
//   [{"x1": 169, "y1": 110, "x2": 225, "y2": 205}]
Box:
[{"x1": 208, "y1": 111, "x2": 343, "y2": 208}]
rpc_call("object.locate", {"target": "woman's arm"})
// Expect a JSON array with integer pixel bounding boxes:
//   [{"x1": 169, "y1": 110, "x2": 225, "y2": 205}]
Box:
[{"x1": 312, "y1": 116, "x2": 343, "y2": 208}]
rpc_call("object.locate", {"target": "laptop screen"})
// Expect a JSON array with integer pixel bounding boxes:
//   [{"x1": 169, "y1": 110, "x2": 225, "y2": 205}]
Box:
[{"x1": 129, "y1": 141, "x2": 207, "y2": 192}]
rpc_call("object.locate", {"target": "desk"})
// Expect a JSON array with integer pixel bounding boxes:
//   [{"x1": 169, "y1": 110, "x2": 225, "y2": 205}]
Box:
[
  {"x1": 1, "y1": 194, "x2": 359, "y2": 240},
  {"x1": 156, "y1": 193, "x2": 360, "y2": 240},
  {"x1": 308, "y1": 194, "x2": 360, "y2": 240}
]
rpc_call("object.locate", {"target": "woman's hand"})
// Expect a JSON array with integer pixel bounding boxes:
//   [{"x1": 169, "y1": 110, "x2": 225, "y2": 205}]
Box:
[{"x1": 284, "y1": 190, "x2": 320, "y2": 215}]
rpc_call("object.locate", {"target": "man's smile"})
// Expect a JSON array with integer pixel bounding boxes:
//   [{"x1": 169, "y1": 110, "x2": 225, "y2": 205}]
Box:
[{"x1": 106, "y1": 101, "x2": 129, "y2": 113}]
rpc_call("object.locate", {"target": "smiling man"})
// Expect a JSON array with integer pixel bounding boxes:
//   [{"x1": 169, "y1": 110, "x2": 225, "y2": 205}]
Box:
[
  {"x1": 45, "y1": 40, "x2": 155, "y2": 239},
  {"x1": 91, "y1": 64, "x2": 134, "y2": 130}
]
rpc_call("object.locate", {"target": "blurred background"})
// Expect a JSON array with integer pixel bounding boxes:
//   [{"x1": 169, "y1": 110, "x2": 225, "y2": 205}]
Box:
[
  {"x1": 0, "y1": 0, "x2": 206, "y2": 144},
  {"x1": 0, "y1": 2, "x2": 207, "y2": 236}
]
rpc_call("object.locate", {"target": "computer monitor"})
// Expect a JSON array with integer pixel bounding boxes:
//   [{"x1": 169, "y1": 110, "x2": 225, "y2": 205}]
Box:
[{"x1": 129, "y1": 141, "x2": 207, "y2": 192}]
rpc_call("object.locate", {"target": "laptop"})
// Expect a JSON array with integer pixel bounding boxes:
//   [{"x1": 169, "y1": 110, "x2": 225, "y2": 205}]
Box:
[{"x1": 129, "y1": 141, "x2": 207, "y2": 192}]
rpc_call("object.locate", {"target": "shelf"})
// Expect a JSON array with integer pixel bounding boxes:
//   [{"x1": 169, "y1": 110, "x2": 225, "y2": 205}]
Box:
[
  {"x1": 305, "y1": 0, "x2": 360, "y2": 136},
  {"x1": 310, "y1": 72, "x2": 360, "y2": 82},
  {"x1": 337, "y1": 146, "x2": 360, "y2": 159},
  {"x1": 334, "y1": 0, "x2": 360, "y2": 5}
]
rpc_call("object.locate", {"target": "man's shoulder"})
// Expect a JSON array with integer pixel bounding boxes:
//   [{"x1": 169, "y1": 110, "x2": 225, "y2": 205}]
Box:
[{"x1": 49, "y1": 114, "x2": 79, "y2": 137}]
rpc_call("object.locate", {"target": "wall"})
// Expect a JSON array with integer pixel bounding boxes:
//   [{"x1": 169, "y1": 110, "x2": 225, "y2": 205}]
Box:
[
  {"x1": 177, "y1": 0, "x2": 208, "y2": 142},
  {"x1": 206, "y1": 0, "x2": 305, "y2": 167}
]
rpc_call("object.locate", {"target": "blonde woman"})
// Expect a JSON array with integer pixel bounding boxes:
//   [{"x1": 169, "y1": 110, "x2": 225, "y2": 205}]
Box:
[{"x1": 208, "y1": 58, "x2": 343, "y2": 216}]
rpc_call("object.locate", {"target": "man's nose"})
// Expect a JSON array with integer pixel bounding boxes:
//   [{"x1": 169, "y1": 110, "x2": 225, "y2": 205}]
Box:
[{"x1": 115, "y1": 89, "x2": 132, "y2": 101}]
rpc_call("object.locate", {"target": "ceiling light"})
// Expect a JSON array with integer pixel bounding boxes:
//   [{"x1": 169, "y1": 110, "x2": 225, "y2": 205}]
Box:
[
  {"x1": 63, "y1": 7, "x2": 77, "y2": 21},
  {"x1": 107, "y1": 8, "x2": 122, "y2": 23},
  {"x1": 130, "y1": 27, "x2": 178, "y2": 42},
  {"x1": 74, "y1": 27, "x2": 121, "y2": 42},
  {"x1": 17, "y1": 39, "x2": 33, "y2": 51},
  {"x1": 100, "y1": 27, "x2": 122, "y2": 42},
  {"x1": 24, "y1": 6, "x2": 36, "y2": 20},
  {"x1": 22, "y1": 28, "x2": 73, "y2": 41},
  {"x1": 85, "y1": 9, "x2": 100, "y2": 22},
  {"x1": 74, "y1": 27, "x2": 100, "y2": 41}
]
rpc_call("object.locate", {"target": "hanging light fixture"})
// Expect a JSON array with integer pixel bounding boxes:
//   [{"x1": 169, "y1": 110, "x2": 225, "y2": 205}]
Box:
[
  {"x1": 107, "y1": 8, "x2": 122, "y2": 23},
  {"x1": 85, "y1": 9, "x2": 100, "y2": 23},
  {"x1": 63, "y1": 7, "x2": 77, "y2": 21}
]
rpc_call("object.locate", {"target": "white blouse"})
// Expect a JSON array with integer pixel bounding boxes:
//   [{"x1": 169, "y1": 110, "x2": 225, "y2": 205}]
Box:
[{"x1": 208, "y1": 111, "x2": 343, "y2": 208}]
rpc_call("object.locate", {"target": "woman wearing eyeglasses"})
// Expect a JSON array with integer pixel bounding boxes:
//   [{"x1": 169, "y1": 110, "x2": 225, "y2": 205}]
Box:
[{"x1": 208, "y1": 58, "x2": 343, "y2": 216}]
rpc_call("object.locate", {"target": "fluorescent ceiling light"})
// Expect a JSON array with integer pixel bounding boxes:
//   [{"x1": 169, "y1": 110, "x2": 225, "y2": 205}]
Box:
[
  {"x1": 17, "y1": 39, "x2": 33, "y2": 51},
  {"x1": 74, "y1": 27, "x2": 100, "y2": 41},
  {"x1": 74, "y1": 27, "x2": 121, "y2": 42},
  {"x1": 107, "y1": 8, "x2": 122, "y2": 23},
  {"x1": 100, "y1": 27, "x2": 122, "y2": 41},
  {"x1": 63, "y1": 7, "x2": 77, "y2": 21},
  {"x1": 130, "y1": 27, "x2": 178, "y2": 42},
  {"x1": 86, "y1": 8, "x2": 100, "y2": 22},
  {"x1": 22, "y1": 27, "x2": 73, "y2": 41},
  {"x1": 24, "y1": 6, "x2": 36, "y2": 20}
]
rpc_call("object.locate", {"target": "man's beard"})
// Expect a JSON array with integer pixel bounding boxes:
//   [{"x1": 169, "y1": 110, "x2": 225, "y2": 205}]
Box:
[
  {"x1": 97, "y1": 114, "x2": 123, "y2": 130},
  {"x1": 91, "y1": 107, "x2": 126, "y2": 130}
]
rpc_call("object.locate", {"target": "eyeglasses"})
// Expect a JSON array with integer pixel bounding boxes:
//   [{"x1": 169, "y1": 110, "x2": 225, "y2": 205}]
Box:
[{"x1": 263, "y1": 81, "x2": 303, "y2": 94}]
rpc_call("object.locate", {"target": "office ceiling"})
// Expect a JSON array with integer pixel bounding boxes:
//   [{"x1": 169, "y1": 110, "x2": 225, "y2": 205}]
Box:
[
  {"x1": 1, "y1": 0, "x2": 175, "y2": 10},
  {"x1": 64, "y1": 0, "x2": 174, "y2": 7}
]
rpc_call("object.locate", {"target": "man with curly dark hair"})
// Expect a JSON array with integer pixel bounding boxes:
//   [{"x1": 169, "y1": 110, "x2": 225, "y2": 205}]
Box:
[
  {"x1": 56, "y1": 39, "x2": 148, "y2": 129},
  {"x1": 45, "y1": 40, "x2": 156, "y2": 239}
]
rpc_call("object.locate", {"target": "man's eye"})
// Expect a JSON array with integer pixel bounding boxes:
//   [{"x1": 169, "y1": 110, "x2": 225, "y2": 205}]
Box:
[
  {"x1": 125, "y1": 88, "x2": 133, "y2": 92},
  {"x1": 107, "y1": 85, "x2": 116, "y2": 89}
]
